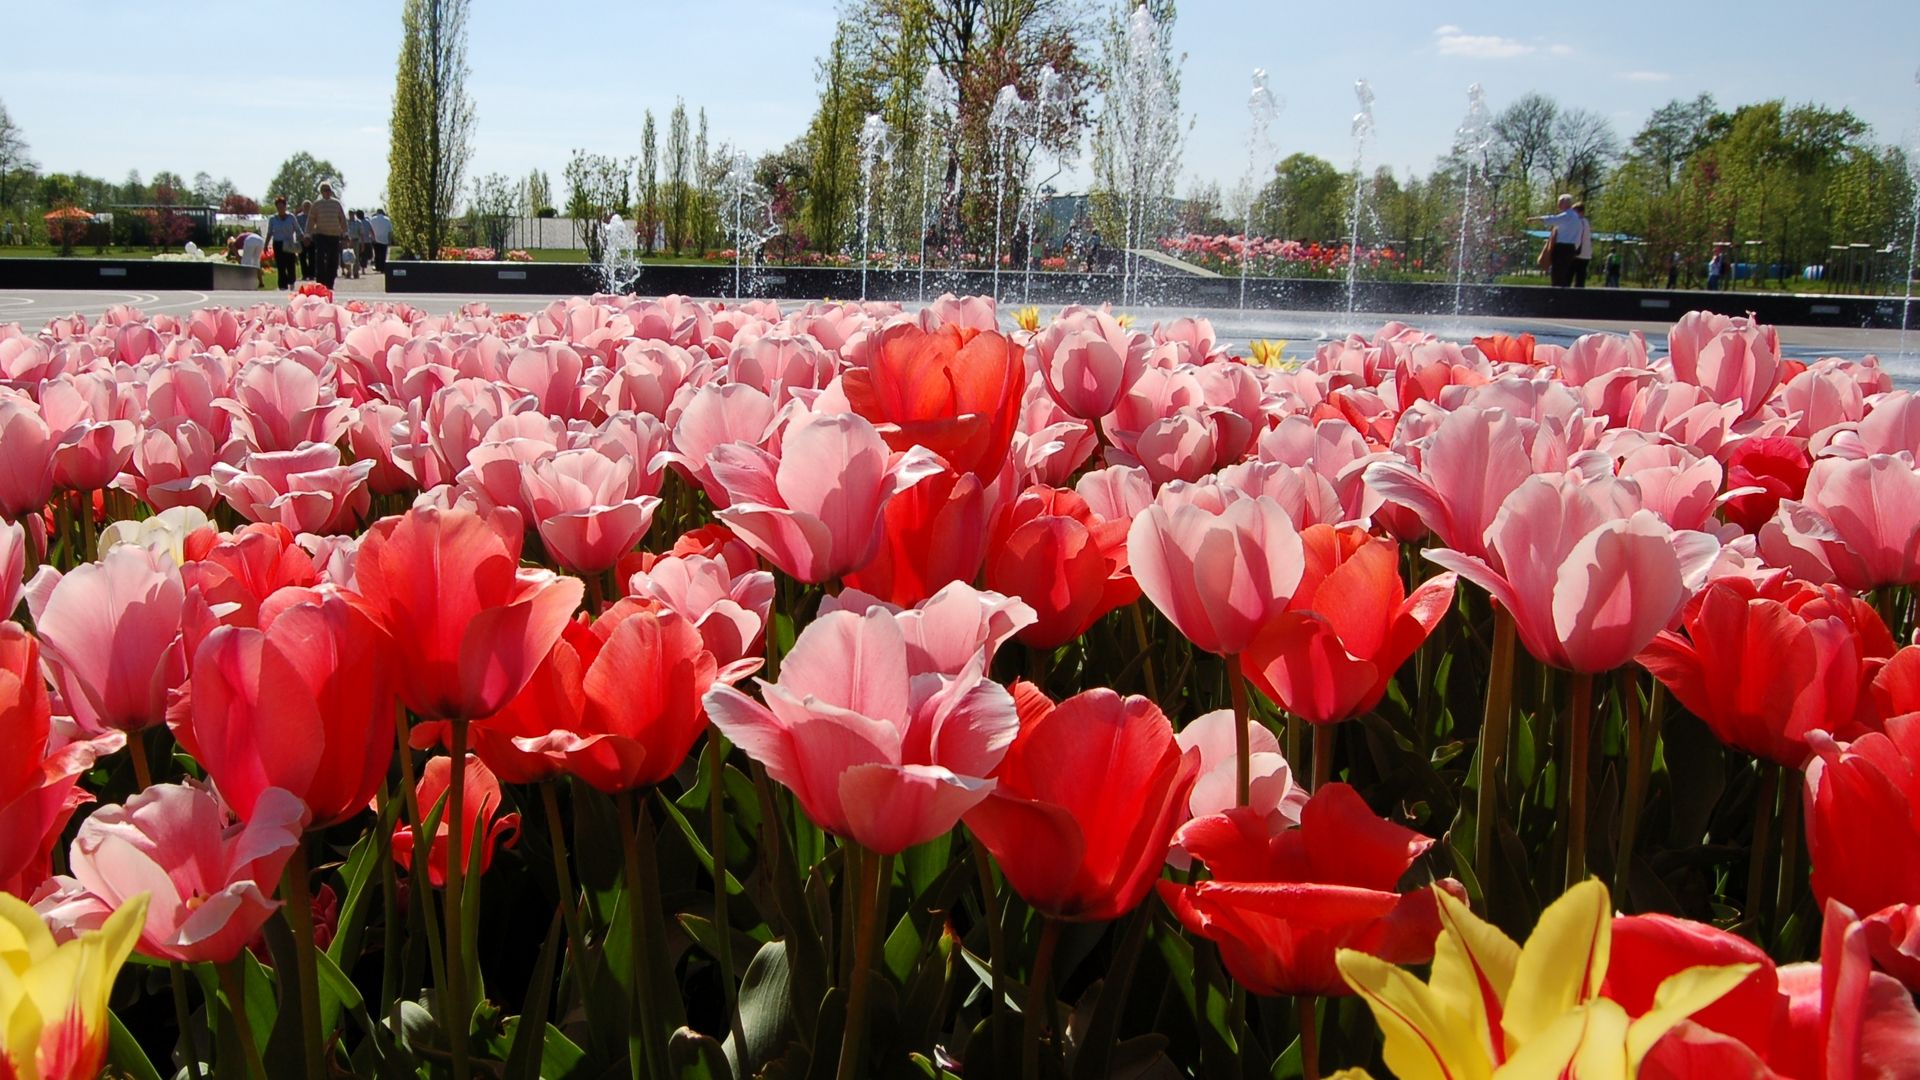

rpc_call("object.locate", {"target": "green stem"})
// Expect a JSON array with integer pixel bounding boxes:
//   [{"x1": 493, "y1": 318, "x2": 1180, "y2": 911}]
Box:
[
  {"x1": 393, "y1": 710, "x2": 447, "y2": 993},
  {"x1": 1299, "y1": 996, "x2": 1321, "y2": 1080},
  {"x1": 169, "y1": 962, "x2": 203, "y2": 1080},
  {"x1": 1228, "y1": 662, "x2": 1251, "y2": 807},
  {"x1": 836, "y1": 846, "x2": 888, "y2": 1080},
  {"x1": 443, "y1": 722, "x2": 473, "y2": 1080},
  {"x1": 283, "y1": 842, "x2": 326, "y2": 1080},
  {"x1": 707, "y1": 736, "x2": 750, "y2": 1059},
  {"x1": 78, "y1": 489, "x2": 96, "y2": 563},
  {"x1": 1312, "y1": 722, "x2": 1336, "y2": 790},
  {"x1": 1565, "y1": 671, "x2": 1595, "y2": 891},
  {"x1": 217, "y1": 958, "x2": 267, "y2": 1080},
  {"x1": 1475, "y1": 607, "x2": 1516, "y2": 893},
  {"x1": 1777, "y1": 766, "x2": 1804, "y2": 945},
  {"x1": 128, "y1": 727, "x2": 153, "y2": 790},
  {"x1": 1129, "y1": 603, "x2": 1160, "y2": 704},
  {"x1": 1022, "y1": 918, "x2": 1063, "y2": 1080},
  {"x1": 1614, "y1": 673, "x2": 1650, "y2": 904},
  {"x1": 619, "y1": 791, "x2": 672, "y2": 1080},
  {"x1": 1747, "y1": 762, "x2": 1779, "y2": 936},
  {"x1": 539, "y1": 780, "x2": 587, "y2": 965},
  {"x1": 974, "y1": 837, "x2": 1011, "y2": 1066}
]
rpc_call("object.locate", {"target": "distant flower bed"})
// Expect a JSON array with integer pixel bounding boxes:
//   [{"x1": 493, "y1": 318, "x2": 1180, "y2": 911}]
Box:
[
  {"x1": 437, "y1": 246, "x2": 499, "y2": 261},
  {"x1": 504, "y1": 249, "x2": 533, "y2": 262},
  {"x1": 150, "y1": 250, "x2": 226, "y2": 263},
  {"x1": 1160, "y1": 233, "x2": 1414, "y2": 277}
]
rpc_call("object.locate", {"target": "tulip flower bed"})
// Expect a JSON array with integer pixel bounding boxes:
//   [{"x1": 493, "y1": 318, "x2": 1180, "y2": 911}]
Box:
[{"x1": 2, "y1": 292, "x2": 1919, "y2": 1080}]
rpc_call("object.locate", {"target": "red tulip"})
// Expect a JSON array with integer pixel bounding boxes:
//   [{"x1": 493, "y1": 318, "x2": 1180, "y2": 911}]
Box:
[
  {"x1": 1721, "y1": 436, "x2": 1812, "y2": 534},
  {"x1": 963, "y1": 683, "x2": 1198, "y2": 921},
  {"x1": 180, "y1": 586, "x2": 396, "y2": 827},
  {"x1": 1240, "y1": 524, "x2": 1456, "y2": 724},
  {"x1": 1472, "y1": 332, "x2": 1536, "y2": 366},
  {"x1": 391, "y1": 755, "x2": 521, "y2": 887},
  {"x1": 0, "y1": 623, "x2": 121, "y2": 898},
  {"x1": 1640, "y1": 578, "x2": 1885, "y2": 768},
  {"x1": 841, "y1": 322, "x2": 1025, "y2": 478},
  {"x1": 843, "y1": 464, "x2": 995, "y2": 607},
  {"x1": 435, "y1": 598, "x2": 728, "y2": 794},
  {"x1": 1804, "y1": 715, "x2": 1920, "y2": 917},
  {"x1": 1158, "y1": 783, "x2": 1459, "y2": 997},
  {"x1": 351, "y1": 507, "x2": 584, "y2": 720},
  {"x1": 982, "y1": 486, "x2": 1138, "y2": 648},
  {"x1": 1605, "y1": 913, "x2": 1782, "y2": 1065}
]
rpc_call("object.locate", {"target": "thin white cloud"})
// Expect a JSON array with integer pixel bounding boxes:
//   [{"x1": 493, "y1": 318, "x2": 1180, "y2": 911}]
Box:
[
  {"x1": 1618, "y1": 69, "x2": 1672, "y2": 82},
  {"x1": 1432, "y1": 27, "x2": 1567, "y2": 60}
]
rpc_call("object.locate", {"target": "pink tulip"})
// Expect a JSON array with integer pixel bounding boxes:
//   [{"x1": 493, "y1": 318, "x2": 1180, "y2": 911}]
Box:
[
  {"x1": 822, "y1": 582, "x2": 1036, "y2": 677},
  {"x1": 704, "y1": 605, "x2": 1018, "y2": 855},
  {"x1": 726, "y1": 332, "x2": 837, "y2": 405},
  {"x1": 1759, "y1": 454, "x2": 1920, "y2": 591},
  {"x1": 24, "y1": 546, "x2": 188, "y2": 735},
  {"x1": 660, "y1": 383, "x2": 783, "y2": 509},
  {"x1": 130, "y1": 420, "x2": 222, "y2": 512},
  {"x1": 210, "y1": 444, "x2": 375, "y2": 536},
  {"x1": 36, "y1": 782, "x2": 305, "y2": 963},
  {"x1": 626, "y1": 552, "x2": 775, "y2": 668},
  {"x1": 38, "y1": 379, "x2": 134, "y2": 494},
  {"x1": 1033, "y1": 308, "x2": 1149, "y2": 420},
  {"x1": 0, "y1": 522, "x2": 20, "y2": 621},
  {"x1": 1667, "y1": 310, "x2": 1781, "y2": 421},
  {"x1": 182, "y1": 584, "x2": 396, "y2": 827},
  {"x1": 1428, "y1": 472, "x2": 1719, "y2": 672},
  {"x1": 216, "y1": 355, "x2": 352, "y2": 453},
  {"x1": 520, "y1": 448, "x2": 662, "y2": 574},
  {"x1": 1127, "y1": 490, "x2": 1305, "y2": 656},
  {"x1": 1363, "y1": 405, "x2": 1537, "y2": 560},
  {"x1": 0, "y1": 394, "x2": 56, "y2": 519},
  {"x1": 1169, "y1": 710, "x2": 1307, "y2": 868},
  {"x1": 711, "y1": 411, "x2": 943, "y2": 584}
]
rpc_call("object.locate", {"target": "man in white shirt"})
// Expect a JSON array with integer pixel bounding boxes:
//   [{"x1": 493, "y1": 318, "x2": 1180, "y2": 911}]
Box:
[
  {"x1": 369, "y1": 209, "x2": 393, "y2": 271},
  {"x1": 1532, "y1": 194, "x2": 1586, "y2": 288}
]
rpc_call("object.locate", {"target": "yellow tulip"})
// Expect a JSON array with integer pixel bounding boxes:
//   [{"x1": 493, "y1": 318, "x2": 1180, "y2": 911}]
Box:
[
  {"x1": 0, "y1": 890, "x2": 147, "y2": 1080},
  {"x1": 1015, "y1": 305, "x2": 1041, "y2": 332},
  {"x1": 1249, "y1": 338, "x2": 1292, "y2": 368},
  {"x1": 1336, "y1": 880, "x2": 1754, "y2": 1080},
  {"x1": 1114, "y1": 312, "x2": 1135, "y2": 329}
]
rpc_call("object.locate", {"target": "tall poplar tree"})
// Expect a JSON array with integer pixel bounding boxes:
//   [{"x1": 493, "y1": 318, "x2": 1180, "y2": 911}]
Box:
[{"x1": 387, "y1": 0, "x2": 475, "y2": 258}]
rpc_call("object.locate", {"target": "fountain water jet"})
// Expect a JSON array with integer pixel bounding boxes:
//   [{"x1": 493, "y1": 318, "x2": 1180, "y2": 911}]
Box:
[
  {"x1": 596, "y1": 215, "x2": 642, "y2": 295},
  {"x1": 918, "y1": 66, "x2": 956, "y2": 303},
  {"x1": 989, "y1": 86, "x2": 1025, "y2": 301},
  {"x1": 722, "y1": 155, "x2": 780, "y2": 299},
  {"x1": 1452, "y1": 83, "x2": 1493, "y2": 315},
  {"x1": 858, "y1": 113, "x2": 890, "y2": 301},
  {"x1": 1902, "y1": 66, "x2": 1920, "y2": 361},
  {"x1": 1240, "y1": 69, "x2": 1280, "y2": 310},
  {"x1": 1345, "y1": 79, "x2": 1376, "y2": 316}
]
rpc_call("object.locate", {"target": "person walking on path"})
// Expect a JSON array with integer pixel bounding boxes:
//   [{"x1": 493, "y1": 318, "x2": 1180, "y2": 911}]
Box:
[
  {"x1": 263, "y1": 196, "x2": 302, "y2": 289},
  {"x1": 1531, "y1": 194, "x2": 1585, "y2": 288},
  {"x1": 1707, "y1": 247, "x2": 1726, "y2": 292},
  {"x1": 1666, "y1": 251, "x2": 1680, "y2": 289},
  {"x1": 369, "y1": 208, "x2": 392, "y2": 271},
  {"x1": 306, "y1": 182, "x2": 349, "y2": 288},
  {"x1": 346, "y1": 211, "x2": 373, "y2": 279},
  {"x1": 1604, "y1": 250, "x2": 1621, "y2": 288},
  {"x1": 1572, "y1": 203, "x2": 1593, "y2": 288}
]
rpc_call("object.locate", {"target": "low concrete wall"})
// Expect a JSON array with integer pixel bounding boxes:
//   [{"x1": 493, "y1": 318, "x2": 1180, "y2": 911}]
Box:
[
  {"x1": 0, "y1": 258, "x2": 264, "y2": 291},
  {"x1": 385, "y1": 259, "x2": 1905, "y2": 331}
]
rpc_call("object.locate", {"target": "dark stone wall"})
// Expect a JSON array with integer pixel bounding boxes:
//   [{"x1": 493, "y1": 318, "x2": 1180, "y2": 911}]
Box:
[{"x1": 0, "y1": 259, "x2": 261, "y2": 291}]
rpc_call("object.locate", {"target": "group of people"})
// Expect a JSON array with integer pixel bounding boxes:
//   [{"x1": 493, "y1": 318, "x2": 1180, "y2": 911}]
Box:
[
  {"x1": 1534, "y1": 194, "x2": 1604, "y2": 288},
  {"x1": 255, "y1": 187, "x2": 391, "y2": 290}
]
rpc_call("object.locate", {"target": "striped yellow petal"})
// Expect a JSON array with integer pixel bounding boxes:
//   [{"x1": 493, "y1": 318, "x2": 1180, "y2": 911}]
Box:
[
  {"x1": 1339, "y1": 947, "x2": 1490, "y2": 1080},
  {"x1": 1429, "y1": 886, "x2": 1521, "y2": 1066},
  {"x1": 1624, "y1": 963, "x2": 1760, "y2": 1071},
  {"x1": 1503, "y1": 880, "x2": 1611, "y2": 1050}
]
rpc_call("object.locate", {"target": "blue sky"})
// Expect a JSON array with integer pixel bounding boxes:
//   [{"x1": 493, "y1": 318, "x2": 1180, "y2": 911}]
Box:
[{"x1": 4, "y1": 0, "x2": 1915, "y2": 206}]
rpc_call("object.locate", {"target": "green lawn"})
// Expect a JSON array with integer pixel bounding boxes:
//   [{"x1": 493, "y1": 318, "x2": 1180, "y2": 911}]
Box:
[{"x1": 0, "y1": 245, "x2": 187, "y2": 258}]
